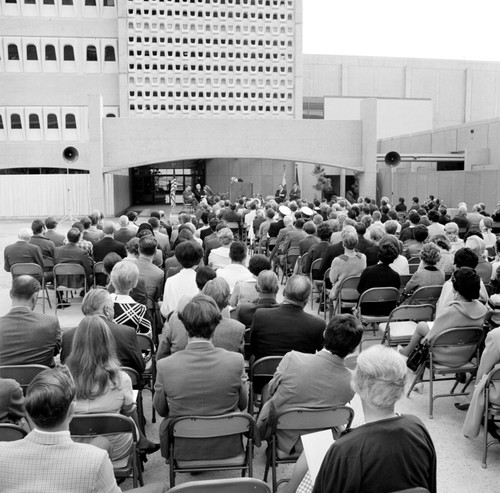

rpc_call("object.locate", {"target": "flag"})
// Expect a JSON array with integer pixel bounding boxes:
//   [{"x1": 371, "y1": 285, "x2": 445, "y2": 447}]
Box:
[
  {"x1": 295, "y1": 163, "x2": 299, "y2": 188},
  {"x1": 282, "y1": 164, "x2": 286, "y2": 189},
  {"x1": 170, "y1": 176, "x2": 177, "y2": 206}
]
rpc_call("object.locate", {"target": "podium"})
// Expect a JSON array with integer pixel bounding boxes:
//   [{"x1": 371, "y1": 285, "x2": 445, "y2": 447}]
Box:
[{"x1": 230, "y1": 182, "x2": 253, "y2": 202}]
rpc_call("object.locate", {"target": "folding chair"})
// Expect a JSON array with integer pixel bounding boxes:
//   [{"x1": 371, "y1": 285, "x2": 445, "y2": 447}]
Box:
[
  {"x1": 121, "y1": 366, "x2": 145, "y2": 434},
  {"x1": 408, "y1": 257, "x2": 420, "y2": 274},
  {"x1": 0, "y1": 364, "x2": 49, "y2": 394},
  {"x1": 167, "y1": 412, "x2": 256, "y2": 487},
  {"x1": 406, "y1": 327, "x2": 484, "y2": 418},
  {"x1": 378, "y1": 304, "x2": 435, "y2": 347},
  {"x1": 69, "y1": 413, "x2": 143, "y2": 487},
  {"x1": 405, "y1": 285, "x2": 443, "y2": 308},
  {"x1": 53, "y1": 263, "x2": 87, "y2": 313},
  {"x1": 399, "y1": 274, "x2": 413, "y2": 291},
  {"x1": 0, "y1": 424, "x2": 27, "y2": 442},
  {"x1": 298, "y1": 252, "x2": 309, "y2": 275},
  {"x1": 309, "y1": 258, "x2": 324, "y2": 309},
  {"x1": 136, "y1": 334, "x2": 156, "y2": 423},
  {"x1": 168, "y1": 478, "x2": 271, "y2": 493},
  {"x1": 93, "y1": 261, "x2": 108, "y2": 288},
  {"x1": 322, "y1": 268, "x2": 333, "y2": 320},
  {"x1": 482, "y1": 365, "x2": 500, "y2": 468},
  {"x1": 248, "y1": 356, "x2": 283, "y2": 415},
  {"x1": 226, "y1": 221, "x2": 242, "y2": 240},
  {"x1": 263, "y1": 406, "x2": 354, "y2": 492},
  {"x1": 333, "y1": 275, "x2": 360, "y2": 315},
  {"x1": 356, "y1": 287, "x2": 400, "y2": 334},
  {"x1": 10, "y1": 263, "x2": 51, "y2": 312}
]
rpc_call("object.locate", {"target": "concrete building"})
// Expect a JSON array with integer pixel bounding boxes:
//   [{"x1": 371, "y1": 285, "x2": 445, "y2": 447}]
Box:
[{"x1": 2, "y1": 2, "x2": 500, "y2": 216}]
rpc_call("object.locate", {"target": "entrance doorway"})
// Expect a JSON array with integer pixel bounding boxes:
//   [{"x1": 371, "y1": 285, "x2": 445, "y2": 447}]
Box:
[{"x1": 131, "y1": 160, "x2": 206, "y2": 205}]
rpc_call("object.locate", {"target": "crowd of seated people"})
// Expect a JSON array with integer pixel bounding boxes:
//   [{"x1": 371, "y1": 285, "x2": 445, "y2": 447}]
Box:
[{"x1": 4, "y1": 193, "x2": 500, "y2": 492}]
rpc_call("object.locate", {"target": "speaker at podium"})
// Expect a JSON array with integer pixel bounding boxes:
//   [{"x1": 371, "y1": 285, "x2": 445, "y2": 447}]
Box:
[{"x1": 230, "y1": 181, "x2": 253, "y2": 202}]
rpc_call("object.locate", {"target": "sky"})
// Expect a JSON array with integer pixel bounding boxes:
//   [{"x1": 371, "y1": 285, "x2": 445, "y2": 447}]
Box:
[{"x1": 303, "y1": 0, "x2": 500, "y2": 62}]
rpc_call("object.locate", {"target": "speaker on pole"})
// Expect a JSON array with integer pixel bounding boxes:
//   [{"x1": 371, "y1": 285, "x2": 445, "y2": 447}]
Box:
[
  {"x1": 62, "y1": 146, "x2": 79, "y2": 163},
  {"x1": 384, "y1": 151, "x2": 401, "y2": 167}
]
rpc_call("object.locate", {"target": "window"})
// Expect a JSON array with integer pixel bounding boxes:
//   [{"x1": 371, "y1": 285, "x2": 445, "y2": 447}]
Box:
[
  {"x1": 26, "y1": 44, "x2": 38, "y2": 61},
  {"x1": 103, "y1": 0, "x2": 114, "y2": 5},
  {"x1": 65, "y1": 114, "x2": 77, "y2": 129},
  {"x1": 85, "y1": 0, "x2": 96, "y2": 5},
  {"x1": 29, "y1": 114, "x2": 40, "y2": 129},
  {"x1": 45, "y1": 45, "x2": 56, "y2": 61},
  {"x1": 10, "y1": 114, "x2": 22, "y2": 129},
  {"x1": 63, "y1": 45, "x2": 75, "y2": 61},
  {"x1": 8, "y1": 44, "x2": 19, "y2": 61},
  {"x1": 106, "y1": 113, "x2": 116, "y2": 118},
  {"x1": 104, "y1": 46, "x2": 116, "y2": 62},
  {"x1": 0, "y1": 115, "x2": 3, "y2": 129},
  {"x1": 62, "y1": 0, "x2": 73, "y2": 5},
  {"x1": 24, "y1": 0, "x2": 36, "y2": 3},
  {"x1": 43, "y1": 0, "x2": 55, "y2": 4},
  {"x1": 47, "y1": 114, "x2": 58, "y2": 129},
  {"x1": 86, "y1": 45, "x2": 98, "y2": 61}
]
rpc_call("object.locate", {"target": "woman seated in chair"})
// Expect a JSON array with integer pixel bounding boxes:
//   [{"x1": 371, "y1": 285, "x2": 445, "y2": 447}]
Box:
[
  {"x1": 208, "y1": 228, "x2": 234, "y2": 270},
  {"x1": 67, "y1": 315, "x2": 159, "y2": 460},
  {"x1": 109, "y1": 261, "x2": 152, "y2": 336},
  {"x1": 401, "y1": 243, "x2": 445, "y2": 299},
  {"x1": 284, "y1": 345, "x2": 436, "y2": 493},
  {"x1": 398, "y1": 268, "x2": 487, "y2": 357}
]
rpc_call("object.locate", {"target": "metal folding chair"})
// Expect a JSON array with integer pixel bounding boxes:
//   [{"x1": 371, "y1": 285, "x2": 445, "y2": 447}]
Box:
[
  {"x1": 333, "y1": 275, "x2": 360, "y2": 315},
  {"x1": 0, "y1": 424, "x2": 27, "y2": 442},
  {"x1": 93, "y1": 261, "x2": 108, "y2": 288},
  {"x1": 356, "y1": 287, "x2": 400, "y2": 334},
  {"x1": 0, "y1": 364, "x2": 49, "y2": 394},
  {"x1": 168, "y1": 478, "x2": 271, "y2": 493},
  {"x1": 405, "y1": 285, "x2": 443, "y2": 308},
  {"x1": 482, "y1": 365, "x2": 500, "y2": 468},
  {"x1": 248, "y1": 356, "x2": 283, "y2": 415},
  {"x1": 136, "y1": 334, "x2": 156, "y2": 423},
  {"x1": 121, "y1": 366, "x2": 145, "y2": 434},
  {"x1": 10, "y1": 263, "x2": 51, "y2": 312},
  {"x1": 53, "y1": 263, "x2": 87, "y2": 313},
  {"x1": 309, "y1": 258, "x2": 323, "y2": 309}
]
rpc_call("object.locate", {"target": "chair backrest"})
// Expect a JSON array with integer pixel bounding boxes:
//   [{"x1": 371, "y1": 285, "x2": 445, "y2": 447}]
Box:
[
  {"x1": 249, "y1": 356, "x2": 283, "y2": 381},
  {"x1": 0, "y1": 365, "x2": 49, "y2": 392},
  {"x1": 0, "y1": 424, "x2": 28, "y2": 442},
  {"x1": 399, "y1": 274, "x2": 413, "y2": 290},
  {"x1": 357, "y1": 287, "x2": 400, "y2": 317},
  {"x1": 136, "y1": 333, "x2": 154, "y2": 354},
  {"x1": 273, "y1": 406, "x2": 354, "y2": 434},
  {"x1": 310, "y1": 258, "x2": 323, "y2": 281},
  {"x1": 53, "y1": 263, "x2": 86, "y2": 276},
  {"x1": 323, "y1": 268, "x2": 332, "y2": 290},
  {"x1": 485, "y1": 365, "x2": 500, "y2": 389},
  {"x1": 10, "y1": 263, "x2": 43, "y2": 278},
  {"x1": 338, "y1": 275, "x2": 360, "y2": 303},
  {"x1": 429, "y1": 327, "x2": 484, "y2": 368},
  {"x1": 53, "y1": 263, "x2": 87, "y2": 290},
  {"x1": 121, "y1": 366, "x2": 142, "y2": 388},
  {"x1": 69, "y1": 413, "x2": 137, "y2": 440},
  {"x1": 299, "y1": 252, "x2": 309, "y2": 275},
  {"x1": 408, "y1": 257, "x2": 421, "y2": 265},
  {"x1": 93, "y1": 261, "x2": 106, "y2": 275},
  {"x1": 386, "y1": 304, "x2": 435, "y2": 325},
  {"x1": 168, "y1": 478, "x2": 271, "y2": 493},
  {"x1": 407, "y1": 285, "x2": 443, "y2": 306}
]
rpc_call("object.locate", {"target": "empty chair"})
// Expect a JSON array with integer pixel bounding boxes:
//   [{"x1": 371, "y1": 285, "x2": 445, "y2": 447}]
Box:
[
  {"x1": 0, "y1": 365, "x2": 49, "y2": 394},
  {"x1": 168, "y1": 478, "x2": 271, "y2": 493},
  {"x1": 0, "y1": 424, "x2": 27, "y2": 442}
]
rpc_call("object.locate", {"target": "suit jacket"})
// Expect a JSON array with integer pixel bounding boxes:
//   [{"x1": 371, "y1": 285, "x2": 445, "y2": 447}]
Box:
[
  {"x1": 303, "y1": 241, "x2": 330, "y2": 276},
  {"x1": 299, "y1": 235, "x2": 320, "y2": 256},
  {"x1": 154, "y1": 231, "x2": 170, "y2": 257},
  {"x1": 54, "y1": 243, "x2": 93, "y2": 278},
  {"x1": 92, "y1": 237, "x2": 127, "y2": 262},
  {"x1": 319, "y1": 242, "x2": 344, "y2": 276},
  {"x1": 0, "y1": 306, "x2": 61, "y2": 367},
  {"x1": 44, "y1": 229, "x2": 66, "y2": 247},
  {"x1": 204, "y1": 237, "x2": 221, "y2": 265},
  {"x1": 0, "y1": 429, "x2": 121, "y2": 493},
  {"x1": 114, "y1": 227, "x2": 136, "y2": 245},
  {"x1": 270, "y1": 225, "x2": 294, "y2": 259},
  {"x1": 61, "y1": 318, "x2": 145, "y2": 374},
  {"x1": 231, "y1": 295, "x2": 279, "y2": 328},
  {"x1": 29, "y1": 235, "x2": 55, "y2": 262},
  {"x1": 282, "y1": 229, "x2": 307, "y2": 257},
  {"x1": 153, "y1": 341, "x2": 248, "y2": 459},
  {"x1": 156, "y1": 314, "x2": 245, "y2": 360},
  {"x1": 4, "y1": 241, "x2": 44, "y2": 272},
  {"x1": 257, "y1": 350, "x2": 354, "y2": 453},
  {"x1": 135, "y1": 257, "x2": 165, "y2": 308},
  {"x1": 250, "y1": 303, "x2": 325, "y2": 361},
  {"x1": 0, "y1": 378, "x2": 25, "y2": 424},
  {"x1": 268, "y1": 219, "x2": 285, "y2": 238},
  {"x1": 355, "y1": 235, "x2": 373, "y2": 255},
  {"x1": 83, "y1": 228, "x2": 104, "y2": 245}
]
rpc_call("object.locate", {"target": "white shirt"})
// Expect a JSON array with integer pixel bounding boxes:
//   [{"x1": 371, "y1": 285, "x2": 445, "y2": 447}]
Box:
[
  {"x1": 161, "y1": 268, "x2": 198, "y2": 317},
  {"x1": 217, "y1": 264, "x2": 254, "y2": 293}
]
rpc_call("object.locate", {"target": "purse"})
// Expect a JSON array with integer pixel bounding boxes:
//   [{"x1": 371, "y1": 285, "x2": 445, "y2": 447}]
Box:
[{"x1": 406, "y1": 341, "x2": 429, "y2": 372}]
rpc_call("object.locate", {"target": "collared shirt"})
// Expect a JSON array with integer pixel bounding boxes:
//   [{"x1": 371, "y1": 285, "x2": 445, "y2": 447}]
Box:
[
  {"x1": 63, "y1": 238, "x2": 94, "y2": 258},
  {"x1": 161, "y1": 268, "x2": 198, "y2": 317}
]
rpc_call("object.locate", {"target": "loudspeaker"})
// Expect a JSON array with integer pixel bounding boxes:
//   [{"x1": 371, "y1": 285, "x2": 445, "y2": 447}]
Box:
[
  {"x1": 384, "y1": 151, "x2": 401, "y2": 167},
  {"x1": 62, "y1": 146, "x2": 79, "y2": 163}
]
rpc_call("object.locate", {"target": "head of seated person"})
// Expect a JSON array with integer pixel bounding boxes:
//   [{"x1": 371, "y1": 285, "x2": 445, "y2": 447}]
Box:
[
  {"x1": 384, "y1": 220, "x2": 399, "y2": 236},
  {"x1": 429, "y1": 234, "x2": 451, "y2": 252},
  {"x1": 283, "y1": 275, "x2": 311, "y2": 308},
  {"x1": 408, "y1": 210, "x2": 421, "y2": 225},
  {"x1": 179, "y1": 294, "x2": 222, "y2": 340},
  {"x1": 419, "y1": 243, "x2": 441, "y2": 267},
  {"x1": 103, "y1": 252, "x2": 122, "y2": 277},
  {"x1": 256, "y1": 270, "x2": 279, "y2": 296},
  {"x1": 137, "y1": 223, "x2": 153, "y2": 238},
  {"x1": 464, "y1": 234, "x2": 486, "y2": 258},
  {"x1": 248, "y1": 255, "x2": 271, "y2": 278},
  {"x1": 369, "y1": 224, "x2": 386, "y2": 244},
  {"x1": 229, "y1": 241, "x2": 247, "y2": 265},
  {"x1": 341, "y1": 226, "x2": 358, "y2": 251},
  {"x1": 452, "y1": 267, "x2": 480, "y2": 301},
  {"x1": 453, "y1": 247, "x2": 478, "y2": 269},
  {"x1": 31, "y1": 219, "x2": 45, "y2": 236},
  {"x1": 10, "y1": 275, "x2": 40, "y2": 310},
  {"x1": 324, "y1": 314, "x2": 363, "y2": 358},
  {"x1": 217, "y1": 228, "x2": 234, "y2": 247},
  {"x1": 66, "y1": 228, "x2": 81, "y2": 244},
  {"x1": 379, "y1": 234, "x2": 403, "y2": 255},
  {"x1": 202, "y1": 277, "x2": 231, "y2": 311},
  {"x1": 303, "y1": 221, "x2": 316, "y2": 236},
  {"x1": 175, "y1": 241, "x2": 203, "y2": 269},
  {"x1": 25, "y1": 365, "x2": 76, "y2": 432},
  {"x1": 195, "y1": 266, "x2": 217, "y2": 291},
  {"x1": 138, "y1": 236, "x2": 158, "y2": 258},
  {"x1": 110, "y1": 260, "x2": 139, "y2": 295},
  {"x1": 126, "y1": 238, "x2": 140, "y2": 259},
  {"x1": 317, "y1": 223, "x2": 333, "y2": 242},
  {"x1": 413, "y1": 225, "x2": 428, "y2": 244},
  {"x1": 377, "y1": 241, "x2": 399, "y2": 265},
  {"x1": 81, "y1": 288, "x2": 114, "y2": 320}
]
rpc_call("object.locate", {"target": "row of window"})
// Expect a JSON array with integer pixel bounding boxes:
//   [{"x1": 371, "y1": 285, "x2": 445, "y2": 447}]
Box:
[
  {"x1": 128, "y1": 62, "x2": 293, "y2": 74},
  {"x1": 3, "y1": 43, "x2": 115, "y2": 62},
  {"x1": 128, "y1": 8, "x2": 293, "y2": 20},
  {"x1": 4, "y1": 0, "x2": 114, "y2": 6},
  {"x1": 129, "y1": 103, "x2": 293, "y2": 113},
  {"x1": 127, "y1": 35, "x2": 294, "y2": 48},
  {"x1": 0, "y1": 112, "x2": 77, "y2": 130},
  {"x1": 129, "y1": 90, "x2": 293, "y2": 100},
  {"x1": 128, "y1": 0, "x2": 293, "y2": 7},
  {"x1": 129, "y1": 49, "x2": 292, "y2": 61},
  {"x1": 131, "y1": 22, "x2": 294, "y2": 36}
]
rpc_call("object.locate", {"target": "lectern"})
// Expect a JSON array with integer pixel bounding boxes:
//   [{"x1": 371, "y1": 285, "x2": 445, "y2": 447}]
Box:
[{"x1": 230, "y1": 182, "x2": 253, "y2": 202}]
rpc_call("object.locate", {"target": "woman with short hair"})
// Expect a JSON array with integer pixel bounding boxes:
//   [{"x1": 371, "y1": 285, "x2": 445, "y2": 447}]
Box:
[
  {"x1": 208, "y1": 227, "x2": 234, "y2": 270},
  {"x1": 402, "y1": 243, "x2": 445, "y2": 296}
]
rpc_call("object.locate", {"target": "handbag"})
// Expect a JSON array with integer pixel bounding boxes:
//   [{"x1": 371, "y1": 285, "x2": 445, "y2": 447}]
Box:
[{"x1": 406, "y1": 341, "x2": 429, "y2": 372}]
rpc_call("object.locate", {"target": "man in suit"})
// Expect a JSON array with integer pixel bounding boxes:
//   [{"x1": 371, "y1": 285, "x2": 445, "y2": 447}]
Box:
[
  {"x1": 55, "y1": 227, "x2": 93, "y2": 287},
  {"x1": 276, "y1": 218, "x2": 307, "y2": 272},
  {"x1": 29, "y1": 219, "x2": 55, "y2": 264},
  {"x1": 148, "y1": 217, "x2": 170, "y2": 259},
  {"x1": 299, "y1": 221, "x2": 320, "y2": 256},
  {"x1": 83, "y1": 214, "x2": 105, "y2": 244},
  {"x1": 60, "y1": 289, "x2": 144, "y2": 374},
  {"x1": 114, "y1": 215, "x2": 137, "y2": 245},
  {"x1": 136, "y1": 236, "x2": 165, "y2": 311},
  {"x1": 44, "y1": 216, "x2": 65, "y2": 247},
  {"x1": 250, "y1": 275, "x2": 325, "y2": 361},
  {"x1": 257, "y1": 314, "x2": 363, "y2": 453},
  {"x1": 269, "y1": 215, "x2": 295, "y2": 263},
  {"x1": 92, "y1": 220, "x2": 127, "y2": 262},
  {"x1": 0, "y1": 275, "x2": 61, "y2": 367},
  {"x1": 154, "y1": 294, "x2": 248, "y2": 459},
  {"x1": 4, "y1": 228, "x2": 44, "y2": 274},
  {"x1": 354, "y1": 222, "x2": 374, "y2": 254},
  {"x1": 0, "y1": 366, "x2": 165, "y2": 493}
]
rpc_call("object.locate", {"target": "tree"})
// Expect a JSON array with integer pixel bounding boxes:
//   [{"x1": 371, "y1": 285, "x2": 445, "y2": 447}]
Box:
[{"x1": 312, "y1": 164, "x2": 333, "y2": 199}]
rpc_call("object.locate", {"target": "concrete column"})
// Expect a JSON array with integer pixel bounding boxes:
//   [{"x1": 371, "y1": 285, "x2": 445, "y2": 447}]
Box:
[
  {"x1": 339, "y1": 168, "x2": 346, "y2": 197},
  {"x1": 359, "y1": 99, "x2": 378, "y2": 199},
  {"x1": 87, "y1": 94, "x2": 105, "y2": 214}
]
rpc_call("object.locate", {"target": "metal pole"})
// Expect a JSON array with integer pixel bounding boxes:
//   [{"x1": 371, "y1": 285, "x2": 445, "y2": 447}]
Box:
[{"x1": 390, "y1": 166, "x2": 394, "y2": 205}]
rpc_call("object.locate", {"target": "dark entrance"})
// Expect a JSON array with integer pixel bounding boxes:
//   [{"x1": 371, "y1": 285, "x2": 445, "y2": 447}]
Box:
[{"x1": 131, "y1": 159, "x2": 206, "y2": 205}]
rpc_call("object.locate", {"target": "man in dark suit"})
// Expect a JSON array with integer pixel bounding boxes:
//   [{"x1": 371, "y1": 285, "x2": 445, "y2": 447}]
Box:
[
  {"x1": 303, "y1": 222, "x2": 332, "y2": 278},
  {"x1": 29, "y1": 219, "x2": 55, "y2": 264},
  {"x1": 114, "y1": 215, "x2": 137, "y2": 245},
  {"x1": 354, "y1": 222, "x2": 374, "y2": 254},
  {"x1": 55, "y1": 228, "x2": 93, "y2": 279},
  {"x1": 44, "y1": 217, "x2": 65, "y2": 247},
  {"x1": 92, "y1": 221, "x2": 127, "y2": 262},
  {"x1": 82, "y1": 214, "x2": 104, "y2": 244},
  {"x1": 4, "y1": 228, "x2": 44, "y2": 274},
  {"x1": 154, "y1": 295, "x2": 248, "y2": 459},
  {"x1": 250, "y1": 275, "x2": 325, "y2": 361},
  {"x1": 0, "y1": 275, "x2": 61, "y2": 367},
  {"x1": 299, "y1": 221, "x2": 320, "y2": 256},
  {"x1": 60, "y1": 289, "x2": 144, "y2": 374}
]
